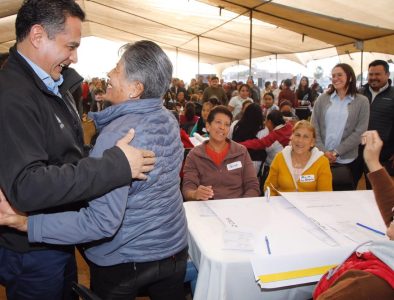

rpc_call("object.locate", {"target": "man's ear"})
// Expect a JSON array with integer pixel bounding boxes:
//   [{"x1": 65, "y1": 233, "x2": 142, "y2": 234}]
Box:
[{"x1": 29, "y1": 24, "x2": 46, "y2": 49}]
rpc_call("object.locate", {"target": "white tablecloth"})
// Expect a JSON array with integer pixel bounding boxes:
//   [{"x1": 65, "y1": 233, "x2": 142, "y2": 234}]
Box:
[{"x1": 184, "y1": 198, "x2": 316, "y2": 300}]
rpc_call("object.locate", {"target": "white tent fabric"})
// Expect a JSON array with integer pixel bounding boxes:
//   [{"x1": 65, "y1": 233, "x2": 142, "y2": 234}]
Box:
[{"x1": 1, "y1": 0, "x2": 394, "y2": 73}]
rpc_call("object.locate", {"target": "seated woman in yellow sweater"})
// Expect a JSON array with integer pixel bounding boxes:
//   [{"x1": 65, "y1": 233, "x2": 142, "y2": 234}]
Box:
[{"x1": 264, "y1": 120, "x2": 332, "y2": 195}]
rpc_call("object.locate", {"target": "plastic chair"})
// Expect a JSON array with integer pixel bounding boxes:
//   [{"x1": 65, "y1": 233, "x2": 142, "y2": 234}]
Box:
[
  {"x1": 295, "y1": 107, "x2": 311, "y2": 120},
  {"x1": 184, "y1": 259, "x2": 198, "y2": 296}
]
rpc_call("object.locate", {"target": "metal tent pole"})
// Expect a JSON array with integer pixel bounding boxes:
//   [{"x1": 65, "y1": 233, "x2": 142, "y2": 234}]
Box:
[
  {"x1": 360, "y1": 49, "x2": 364, "y2": 86},
  {"x1": 249, "y1": 10, "x2": 253, "y2": 77},
  {"x1": 198, "y1": 36, "x2": 200, "y2": 76}
]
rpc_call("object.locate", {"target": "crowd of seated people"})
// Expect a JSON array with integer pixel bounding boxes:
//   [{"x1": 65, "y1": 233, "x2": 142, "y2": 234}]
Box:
[
  {"x1": 159, "y1": 65, "x2": 375, "y2": 200},
  {"x1": 80, "y1": 69, "x2": 373, "y2": 198},
  {"x1": 81, "y1": 67, "x2": 372, "y2": 198}
]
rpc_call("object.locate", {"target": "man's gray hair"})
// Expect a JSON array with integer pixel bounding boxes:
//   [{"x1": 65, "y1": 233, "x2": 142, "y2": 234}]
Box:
[{"x1": 120, "y1": 41, "x2": 173, "y2": 99}]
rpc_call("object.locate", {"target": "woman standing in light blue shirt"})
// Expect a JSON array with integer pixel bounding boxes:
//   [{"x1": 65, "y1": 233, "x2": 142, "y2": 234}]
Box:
[{"x1": 311, "y1": 63, "x2": 370, "y2": 190}]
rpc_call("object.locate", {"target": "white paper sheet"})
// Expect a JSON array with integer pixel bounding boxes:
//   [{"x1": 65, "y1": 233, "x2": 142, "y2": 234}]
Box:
[
  {"x1": 205, "y1": 192, "x2": 387, "y2": 289},
  {"x1": 280, "y1": 191, "x2": 388, "y2": 245},
  {"x1": 190, "y1": 133, "x2": 209, "y2": 146}
]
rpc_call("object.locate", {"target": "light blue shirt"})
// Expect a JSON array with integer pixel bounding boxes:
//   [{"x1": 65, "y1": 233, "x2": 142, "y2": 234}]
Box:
[
  {"x1": 18, "y1": 51, "x2": 64, "y2": 97},
  {"x1": 324, "y1": 91, "x2": 354, "y2": 164}
]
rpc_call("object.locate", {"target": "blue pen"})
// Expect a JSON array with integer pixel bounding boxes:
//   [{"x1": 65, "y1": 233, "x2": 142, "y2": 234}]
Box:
[
  {"x1": 265, "y1": 235, "x2": 271, "y2": 255},
  {"x1": 356, "y1": 222, "x2": 385, "y2": 236}
]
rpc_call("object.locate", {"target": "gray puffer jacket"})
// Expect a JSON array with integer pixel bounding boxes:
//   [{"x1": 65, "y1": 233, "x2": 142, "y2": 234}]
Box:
[{"x1": 28, "y1": 98, "x2": 187, "y2": 266}]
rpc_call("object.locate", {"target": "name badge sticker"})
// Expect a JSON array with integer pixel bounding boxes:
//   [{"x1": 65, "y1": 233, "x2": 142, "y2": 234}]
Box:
[
  {"x1": 227, "y1": 161, "x2": 242, "y2": 171},
  {"x1": 300, "y1": 174, "x2": 315, "y2": 182}
]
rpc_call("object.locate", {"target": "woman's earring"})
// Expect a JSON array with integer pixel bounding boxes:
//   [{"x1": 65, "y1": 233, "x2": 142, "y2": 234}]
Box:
[{"x1": 129, "y1": 93, "x2": 133, "y2": 99}]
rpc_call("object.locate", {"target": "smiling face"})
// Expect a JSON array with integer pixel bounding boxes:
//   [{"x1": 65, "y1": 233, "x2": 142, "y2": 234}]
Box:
[
  {"x1": 263, "y1": 94, "x2": 274, "y2": 108},
  {"x1": 300, "y1": 77, "x2": 308, "y2": 87},
  {"x1": 106, "y1": 60, "x2": 137, "y2": 104},
  {"x1": 239, "y1": 86, "x2": 250, "y2": 99},
  {"x1": 211, "y1": 78, "x2": 219, "y2": 88},
  {"x1": 206, "y1": 113, "x2": 231, "y2": 144},
  {"x1": 331, "y1": 66, "x2": 348, "y2": 93},
  {"x1": 291, "y1": 126, "x2": 315, "y2": 155},
  {"x1": 368, "y1": 65, "x2": 389, "y2": 92},
  {"x1": 36, "y1": 16, "x2": 81, "y2": 81},
  {"x1": 177, "y1": 91, "x2": 185, "y2": 102}
]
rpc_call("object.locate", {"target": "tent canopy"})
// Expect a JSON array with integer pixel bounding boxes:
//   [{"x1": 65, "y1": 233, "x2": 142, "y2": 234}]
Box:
[{"x1": 1, "y1": 0, "x2": 393, "y2": 66}]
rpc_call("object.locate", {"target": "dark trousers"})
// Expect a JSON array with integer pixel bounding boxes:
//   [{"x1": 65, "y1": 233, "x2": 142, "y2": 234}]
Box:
[
  {"x1": 331, "y1": 158, "x2": 361, "y2": 191},
  {"x1": 0, "y1": 246, "x2": 77, "y2": 300},
  {"x1": 89, "y1": 247, "x2": 188, "y2": 300}
]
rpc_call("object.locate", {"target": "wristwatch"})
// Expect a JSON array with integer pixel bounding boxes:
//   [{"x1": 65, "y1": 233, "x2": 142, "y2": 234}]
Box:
[{"x1": 332, "y1": 150, "x2": 339, "y2": 158}]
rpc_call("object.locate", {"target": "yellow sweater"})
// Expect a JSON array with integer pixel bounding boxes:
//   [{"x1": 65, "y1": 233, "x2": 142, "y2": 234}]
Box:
[{"x1": 264, "y1": 146, "x2": 332, "y2": 196}]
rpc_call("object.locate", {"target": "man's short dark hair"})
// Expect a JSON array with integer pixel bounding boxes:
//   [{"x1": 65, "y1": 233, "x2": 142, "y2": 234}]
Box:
[
  {"x1": 16, "y1": 0, "x2": 85, "y2": 43},
  {"x1": 369, "y1": 60, "x2": 390, "y2": 74},
  {"x1": 211, "y1": 76, "x2": 219, "y2": 81}
]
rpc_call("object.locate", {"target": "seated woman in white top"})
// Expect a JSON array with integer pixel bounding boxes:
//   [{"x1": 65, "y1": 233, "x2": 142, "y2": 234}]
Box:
[{"x1": 228, "y1": 84, "x2": 253, "y2": 117}]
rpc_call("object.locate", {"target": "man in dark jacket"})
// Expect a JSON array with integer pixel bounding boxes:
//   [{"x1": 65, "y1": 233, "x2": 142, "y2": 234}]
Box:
[
  {"x1": 0, "y1": 1, "x2": 155, "y2": 299},
  {"x1": 355, "y1": 60, "x2": 394, "y2": 186}
]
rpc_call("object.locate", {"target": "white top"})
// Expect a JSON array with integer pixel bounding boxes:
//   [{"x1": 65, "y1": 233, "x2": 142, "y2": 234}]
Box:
[{"x1": 228, "y1": 96, "x2": 252, "y2": 117}]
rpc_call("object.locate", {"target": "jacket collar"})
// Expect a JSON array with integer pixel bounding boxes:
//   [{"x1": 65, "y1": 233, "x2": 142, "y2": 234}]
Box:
[
  {"x1": 7, "y1": 45, "x2": 81, "y2": 98},
  {"x1": 89, "y1": 98, "x2": 163, "y2": 131},
  {"x1": 7, "y1": 46, "x2": 54, "y2": 96},
  {"x1": 282, "y1": 145, "x2": 324, "y2": 173},
  {"x1": 192, "y1": 139, "x2": 244, "y2": 161}
]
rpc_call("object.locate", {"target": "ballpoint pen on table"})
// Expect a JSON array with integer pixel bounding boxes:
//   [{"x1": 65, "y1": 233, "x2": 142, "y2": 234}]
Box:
[
  {"x1": 265, "y1": 187, "x2": 270, "y2": 202},
  {"x1": 356, "y1": 222, "x2": 385, "y2": 236},
  {"x1": 265, "y1": 235, "x2": 271, "y2": 255}
]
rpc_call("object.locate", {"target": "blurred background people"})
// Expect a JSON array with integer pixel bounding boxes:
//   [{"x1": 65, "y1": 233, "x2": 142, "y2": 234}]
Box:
[
  {"x1": 247, "y1": 77, "x2": 261, "y2": 104},
  {"x1": 190, "y1": 98, "x2": 218, "y2": 137},
  {"x1": 262, "y1": 92, "x2": 279, "y2": 118},
  {"x1": 228, "y1": 84, "x2": 253, "y2": 117},
  {"x1": 180, "y1": 102, "x2": 199, "y2": 135},
  {"x1": 279, "y1": 78, "x2": 297, "y2": 108},
  {"x1": 202, "y1": 76, "x2": 227, "y2": 105},
  {"x1": 231, "y1": 103, "x2": 267, "y2": 174},
  {"x1": 240, "y1": 110, "x2": 293, "y2": 153}
]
